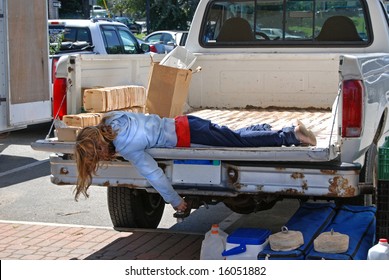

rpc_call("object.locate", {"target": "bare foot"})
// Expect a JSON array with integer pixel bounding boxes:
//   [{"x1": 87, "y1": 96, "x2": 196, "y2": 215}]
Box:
[{"x1": 294, "y1": 121, "x2": 317, "y2": 146}]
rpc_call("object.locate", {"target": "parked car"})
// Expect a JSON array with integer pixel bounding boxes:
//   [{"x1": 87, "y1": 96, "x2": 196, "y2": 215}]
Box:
[
  {"x1": 114, "y1": 17, "x2": 142, "y2": 34},
  {"x1": 143, "y1": 30, "x2": 188, "y2": 53},
  {"x1": 48, "y1": 18, "x2": 150, "y2": 118},
  {"x1": 260, "y1": 28, "x2": 303, "y2": 40},
  {"x1": 136, "y1": 38, "x2": 160, "y2": 53},
  {"x1": 90, "y1": 5, "x2": 108, "y2": 18},
  {"x1": 48, "y1": 18, "x2": 148, "y2": 55}
]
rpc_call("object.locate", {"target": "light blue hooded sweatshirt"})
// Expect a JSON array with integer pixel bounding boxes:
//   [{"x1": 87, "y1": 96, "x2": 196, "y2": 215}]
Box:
[{"x1": 104, "y1": 111, "x2": 183, "y2": 208}]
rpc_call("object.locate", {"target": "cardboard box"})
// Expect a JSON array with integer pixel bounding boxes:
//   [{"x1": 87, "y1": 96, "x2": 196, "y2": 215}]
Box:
[
  {"x1": 146, "y1": 63, "x2": 192, "y2": 118},
  {"x1": 56, "y1": 127, "x2": 80, "y2": 142}
]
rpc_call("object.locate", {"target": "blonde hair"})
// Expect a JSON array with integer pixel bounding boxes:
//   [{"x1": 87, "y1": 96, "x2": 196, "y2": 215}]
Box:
[{"x1": 74, "y1": 120, "x2": 117, "y2": 200}]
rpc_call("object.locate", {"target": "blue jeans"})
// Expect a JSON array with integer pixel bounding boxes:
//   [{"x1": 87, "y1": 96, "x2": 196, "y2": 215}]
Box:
[{"x1": 188, "y1": 115, "x2": 300, "y2": 147}]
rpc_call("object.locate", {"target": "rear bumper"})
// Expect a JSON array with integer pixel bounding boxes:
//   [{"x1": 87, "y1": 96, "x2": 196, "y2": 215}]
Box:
[{"x1": 50, "y1": 154, "x2": 362, "y2": 198}]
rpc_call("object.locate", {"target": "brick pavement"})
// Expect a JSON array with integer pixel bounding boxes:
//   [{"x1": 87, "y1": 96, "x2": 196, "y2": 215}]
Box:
[{"x1": 0, "y1": 220, "x2": 203, "y2": 260}]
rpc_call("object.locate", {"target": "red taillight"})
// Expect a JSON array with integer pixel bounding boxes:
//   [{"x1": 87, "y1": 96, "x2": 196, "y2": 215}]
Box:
[
  {"x1": 149, "y1": 45, "x2": 158, "y2": 53},
  {"x1": 53, "y1": 78, "x2": 67, "y2": 120},
  {"x1": 342, "y1": 80, "x2": 363, "y2": 137}
]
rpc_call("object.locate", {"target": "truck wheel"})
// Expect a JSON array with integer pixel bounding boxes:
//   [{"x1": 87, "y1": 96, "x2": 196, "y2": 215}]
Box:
[{"x1": 107, "y1": 187, "x2": 165, "y2": 229}]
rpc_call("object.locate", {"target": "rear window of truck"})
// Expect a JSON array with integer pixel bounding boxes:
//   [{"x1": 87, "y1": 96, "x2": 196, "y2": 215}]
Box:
[{"x1": 201, "y1": 0, "x2": 370, "y2": 47}]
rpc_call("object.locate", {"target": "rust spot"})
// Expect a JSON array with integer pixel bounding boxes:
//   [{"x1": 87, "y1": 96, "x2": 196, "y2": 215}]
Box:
[
  {"x1": 227, "y1": 167, "x2": 239, "y2": 184},
  {"x1": 301, "y1": 180, "x2": 308, "y2": 190},
  {"x1": 328, "y1": 176, "x2": 356, "y2": 197},
  {"x1": 60, "y1": 167, "x2": 69, "y2": 175},
  {"x1": 276, "y1": 167, "x2": 286, "y2": 171},
  {"x1": 291, "y1": 172, "x2": 305, "y2": 179},
  {"x1": 116, "y1": 184, "x2": 139, "y2": 188},
  {"x1": 321, "y1": 169, "x2": 337, "y2": 175},
  {"x1": 277, "y1": 188, "x2": 305, "y2": 195}
]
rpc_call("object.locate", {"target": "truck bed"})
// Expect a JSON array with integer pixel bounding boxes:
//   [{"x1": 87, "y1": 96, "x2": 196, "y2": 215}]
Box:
[
  {"x1": 32, "y1": 108, "x2": 338, "y2": 162},
  {"x1": 189, "y1": 107, "x2": 334, "y2": 147}
]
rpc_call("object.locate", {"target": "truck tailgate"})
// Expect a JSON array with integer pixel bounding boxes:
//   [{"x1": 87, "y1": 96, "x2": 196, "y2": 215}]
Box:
[{"x1": 32, "y1": 108, "x2": 338, "y2": 162}]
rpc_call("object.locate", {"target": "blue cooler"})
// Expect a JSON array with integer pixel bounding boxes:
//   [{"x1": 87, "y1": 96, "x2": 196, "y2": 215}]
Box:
[{"x1": 222, "y1": 228, "x2": 271, "y2": 260}]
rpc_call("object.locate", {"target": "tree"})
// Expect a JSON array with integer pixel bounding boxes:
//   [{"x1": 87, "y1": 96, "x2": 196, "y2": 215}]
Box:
[
  {"x1": 105, "y1": 0, "x2": 199, "y2": 31},
  {"x1": 81, "y1": 0, "x2": 90, "y2": 18},
  {"x1": 58, "y1": 0, "x2": 91, "y2": 18},
  {"x1": 59, "y1": 0, "x2": 83, "y2": 18},
  {"x1": 59, "y1": 0, "x2": 200, "y2": 31}
]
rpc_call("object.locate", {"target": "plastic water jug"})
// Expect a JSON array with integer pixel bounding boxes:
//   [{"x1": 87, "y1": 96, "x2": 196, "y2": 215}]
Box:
[
  {"x1": 367, "y1": 238, "x2": 389, "y2": 260},
  {"x1": 200, "y1": 224, "x2": 227, "y2": 260},
  {"x1": 204, "y1": 224, "x2": 228, "y2": 243}
]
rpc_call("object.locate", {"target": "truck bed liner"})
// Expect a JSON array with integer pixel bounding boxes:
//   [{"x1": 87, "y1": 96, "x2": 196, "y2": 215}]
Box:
[{"x1": 32, "y1": 108, "x2": 338, "y2": 162}]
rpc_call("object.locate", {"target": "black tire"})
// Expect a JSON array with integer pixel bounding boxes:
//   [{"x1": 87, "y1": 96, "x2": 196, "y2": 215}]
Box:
[{"x1": 107, "y1": 187, "x2": 165, "y2": 229}]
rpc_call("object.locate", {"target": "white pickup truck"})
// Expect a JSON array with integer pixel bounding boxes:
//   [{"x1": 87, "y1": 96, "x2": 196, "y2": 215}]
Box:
[{"x1": 32, "y1": 0, "x2": 389, "y2": 237}]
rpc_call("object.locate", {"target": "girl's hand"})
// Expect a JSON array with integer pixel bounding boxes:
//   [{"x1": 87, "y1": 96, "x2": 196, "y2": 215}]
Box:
[{"x1": 174, "y1": 200, "x2": 187, "y2": 212}]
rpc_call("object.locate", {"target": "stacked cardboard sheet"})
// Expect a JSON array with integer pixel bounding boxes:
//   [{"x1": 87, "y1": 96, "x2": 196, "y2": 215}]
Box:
[
  {"x1": 62, "y1": 113, "x2": 104, "y2": 128},
  {"x1": 83, "y1": 85, "x2": 146, "y2": 113}
]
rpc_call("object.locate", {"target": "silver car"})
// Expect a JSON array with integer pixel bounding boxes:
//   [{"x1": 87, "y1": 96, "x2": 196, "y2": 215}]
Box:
[{"x1": 143, "y1": 30, "x2": 188, "y2": 53}]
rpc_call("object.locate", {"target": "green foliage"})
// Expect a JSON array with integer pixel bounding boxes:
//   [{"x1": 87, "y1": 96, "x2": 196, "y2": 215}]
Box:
[
  {"x1": 106, "y1": 0, "x2": 199, "y2": 31},
  {"x1": 60, "y1": 0, "x2": 200, "y2": 30},
  {"x1": 49, "y1": 33, "x2": 64, "y2": 55},
  {"x1": 149, "y1": 0, "x2": 187, "y2": 31},
  {"x1": 59, "y1": 0, "x2": 83, "y2": 18},
  {"x1": 97, "y1": 0, "x2": 107, "y2": 7}
]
